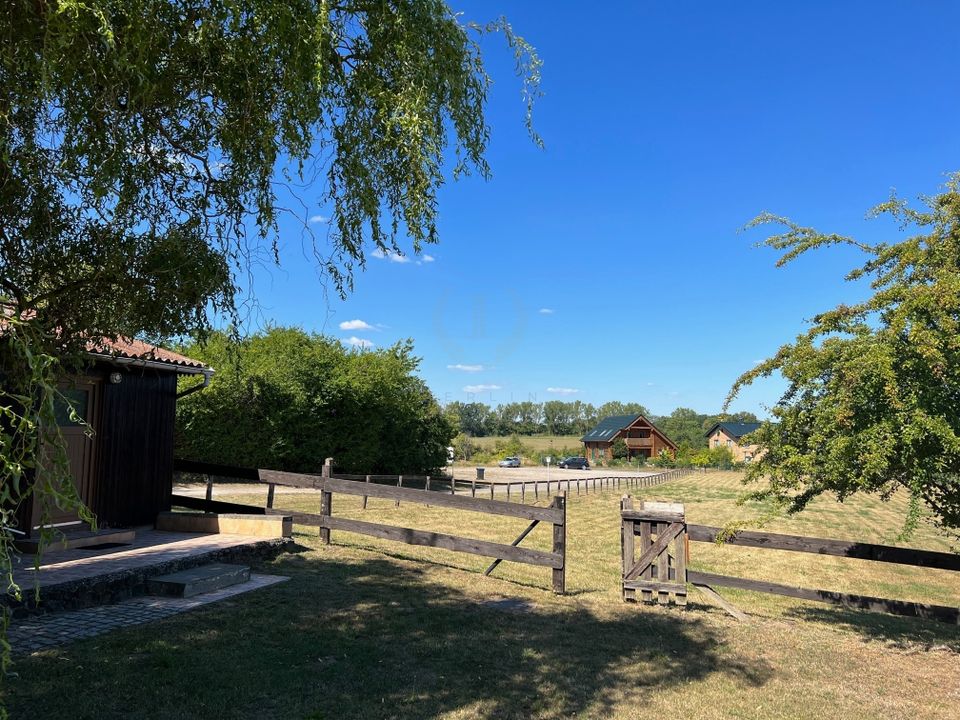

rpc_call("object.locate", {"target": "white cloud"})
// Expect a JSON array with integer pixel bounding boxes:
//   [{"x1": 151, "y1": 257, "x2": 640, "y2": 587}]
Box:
[
  {"x1": 546, "y1": 387, "x2": 580, "y2": 395},
  {"x1": 345, "y1": 336, "x2": 374, "y2": 349},
  {"x1": 371, "y1": 248, "x2": 411, "y2": 263},
  {"x1": 339, "y1": 319, "x2": 375, "y2": 331},
  {"x1": 538, "y1": 308, "x2": 554, "y2": 315},
  {"x1": 309, "y1": 214, "x2": 329, "y2": 224},
  {"x1": 422, "y1": 254, "x2": 435, "y2": 263},
  {"x1": 463, "y1": 384, "x2": 501, "y2": 393},
  {"x1": 447, "y1": 364, "x2": 485, "y2": 372}
]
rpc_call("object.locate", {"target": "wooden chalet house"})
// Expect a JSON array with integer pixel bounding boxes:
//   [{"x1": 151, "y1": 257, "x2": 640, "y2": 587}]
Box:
[
  {"x1": 581, "y1": 414, "x2": 678, "y2": 462},
  {"x1": 704, "y1": 421, "x2": 762, "y2": 462},
  {"x1": 13, "y1": 338, "x2": 213, "y2": 538}
]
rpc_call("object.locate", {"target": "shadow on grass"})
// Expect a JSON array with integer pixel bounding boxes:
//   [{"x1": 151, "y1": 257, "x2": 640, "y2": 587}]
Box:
[
  {"x1": 783, "y1": 604, "x2": 960, "y2": 652},
  {"x1": 327, "y1": 538, "x2": 600, "y2": 597},
  {"x1": 8, "y1": 552, "x2": 772, "y2": 720}
]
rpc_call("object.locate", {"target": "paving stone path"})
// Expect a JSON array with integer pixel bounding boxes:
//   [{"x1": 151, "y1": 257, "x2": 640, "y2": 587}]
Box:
[{"x1": 8, "y1": 573, "x2": 288, "y2": 655}]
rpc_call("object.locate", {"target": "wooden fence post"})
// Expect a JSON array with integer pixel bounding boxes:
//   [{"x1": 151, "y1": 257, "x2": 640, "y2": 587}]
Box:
[
  {"x1": 396, "y1": 475, "x2": 403, "y2": 508},
  {"x1": 266, "y1": 483, "x2": 276, "y2": 509},
  {"x1": 362, "y1": 475, "x2": 370, "y2": 510},
  {"x1": 521, "y1": 482, "x2": 526, "y2": 503},
  {"x1": 552, "y1": 493, "x2": 566, "y2": 594},
  {"x1": 472, "y1": 480, "x2": 476, "y2": 498},
  {"x1": 320, "y1": 459, "x2": 333, "y2": 543},
  {"x1": 621, "y1": 496, "x2": 635, "y2": 602},
  {"x1": 205, "y1": 474, "x2": 213, "y2": 512}
]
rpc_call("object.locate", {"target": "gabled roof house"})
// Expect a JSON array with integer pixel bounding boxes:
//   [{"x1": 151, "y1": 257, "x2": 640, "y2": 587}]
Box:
[
  {"x1": 704, "y1": 421, "x2": 762, "y2": 462},
  {"x1": 581, "y1": 414, "x2": 678, "y2": 462}
]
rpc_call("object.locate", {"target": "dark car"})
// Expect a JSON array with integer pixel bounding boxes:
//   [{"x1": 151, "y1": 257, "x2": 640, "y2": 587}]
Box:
[{"x1": 558, "y1": 456, "x2": 589, "y2": 470}]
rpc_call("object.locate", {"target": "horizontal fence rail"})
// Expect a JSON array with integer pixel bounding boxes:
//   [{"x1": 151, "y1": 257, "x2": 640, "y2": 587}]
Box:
[
  {"x1": 685, "y1": 570, "x2": 959, "y2": 624},
  {"x1": 323, "y1": 516, "x2": 562, "y2": 569},
  {"x1": 622, "y1": 498, "x2": 960, "y2": 625},
  {"x1": 176, "y1": 458, "x2": 693, "y2": 511},
  {"x1": 687, "y1": 525, "x2": 960, "y2": 573},
  {"x1": 259, "y1": 466, "x2": 568, "y2": 593}
]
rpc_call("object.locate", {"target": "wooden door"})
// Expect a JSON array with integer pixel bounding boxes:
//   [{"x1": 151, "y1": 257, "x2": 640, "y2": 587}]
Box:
[{"x1": 32, "y1": 380, "x2": 101, "y2": 529}]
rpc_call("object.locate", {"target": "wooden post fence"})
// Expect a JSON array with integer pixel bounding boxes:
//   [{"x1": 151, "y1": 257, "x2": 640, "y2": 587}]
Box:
[
  {"x1": 259, "y1": 467, "x2": 567, "y2": 594},
  {"x1": 320, "y1": 458, "x2": 332, "y2": 544},
  {"x1": 618, "y1": 495, "x2": 960, "y2": 624}
]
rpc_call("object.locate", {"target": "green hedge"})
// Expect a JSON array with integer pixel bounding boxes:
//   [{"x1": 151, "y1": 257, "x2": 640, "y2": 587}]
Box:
[{"x1": 175, "y1": 328, "x2": 453, "y2": 474}]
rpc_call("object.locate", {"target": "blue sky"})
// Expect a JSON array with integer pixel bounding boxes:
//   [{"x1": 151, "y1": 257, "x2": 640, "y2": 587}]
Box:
[{"x1": 247, "y1": 1, "x2": 960, "y2": 417}]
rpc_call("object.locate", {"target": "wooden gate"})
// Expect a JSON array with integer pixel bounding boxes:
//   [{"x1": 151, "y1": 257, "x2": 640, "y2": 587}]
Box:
[
  {"x1": 620, "y1": 498, "x2": 687, "y2": 605},
  {"x1": 619, "y1": 495, "x2": 960, "y2": 624}
]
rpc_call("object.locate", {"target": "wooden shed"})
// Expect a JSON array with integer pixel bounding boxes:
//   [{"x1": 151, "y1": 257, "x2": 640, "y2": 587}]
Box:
[
  {"x1": 15, "y1": 339, "x2": 212, "y2": 537},
  {"x1": 581, "y1": 414, "x2": 678, "y2": 462}
]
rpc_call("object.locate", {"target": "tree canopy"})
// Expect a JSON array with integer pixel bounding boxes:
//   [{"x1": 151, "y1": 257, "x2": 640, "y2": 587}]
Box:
[
  {"x1": 728, "y1": 175, "x2": 960, "y2": 538},
  {"x1": 2, "y1": 0, "x2": 540, "y2": 350},
  {"x1": 175, "y1": 328, "x2": 453, "y2": 474},
  {"x1": 0, "y1": 0, "x2": 539, "y2": 687}
]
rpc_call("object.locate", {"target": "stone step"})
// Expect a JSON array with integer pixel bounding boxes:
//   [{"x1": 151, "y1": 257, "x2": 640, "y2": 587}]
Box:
[
  {"x1": 146, "y1": 563, "x2": 251, "y2": 598},
  {"x1": 16, "y1": 527, "x2": 137, "y2": 554}
]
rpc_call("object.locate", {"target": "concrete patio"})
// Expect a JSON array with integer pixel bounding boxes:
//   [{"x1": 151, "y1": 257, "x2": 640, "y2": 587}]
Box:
[{"x1": 9, "y1": 526, "x2": 292, "y2": 613}]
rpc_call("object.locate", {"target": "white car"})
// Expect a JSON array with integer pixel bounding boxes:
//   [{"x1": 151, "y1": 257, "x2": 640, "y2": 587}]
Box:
[{"x1": 498, "y1": 456, "x2": 521, "y2": 468}]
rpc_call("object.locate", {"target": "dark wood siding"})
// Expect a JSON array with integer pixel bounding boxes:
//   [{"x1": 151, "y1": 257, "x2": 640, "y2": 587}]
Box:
[{"x1": 94, "y1": 369, "x2": 176, "y2": 526}]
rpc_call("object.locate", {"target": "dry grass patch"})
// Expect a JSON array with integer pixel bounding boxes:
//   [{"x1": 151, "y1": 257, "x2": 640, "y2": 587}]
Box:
[{"x1": 6, "y1": 471, "x2": 959, "y2": 719}]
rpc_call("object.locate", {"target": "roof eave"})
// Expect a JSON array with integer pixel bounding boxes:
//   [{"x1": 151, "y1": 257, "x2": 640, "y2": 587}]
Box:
[{"x1": 89, "y1": 352, "x2": 214, "y2": 377}]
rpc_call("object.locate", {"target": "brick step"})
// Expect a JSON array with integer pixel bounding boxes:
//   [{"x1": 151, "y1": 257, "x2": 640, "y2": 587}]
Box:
[{"x1": 146, "y1": 563, "x2": 250, "y2": 598}]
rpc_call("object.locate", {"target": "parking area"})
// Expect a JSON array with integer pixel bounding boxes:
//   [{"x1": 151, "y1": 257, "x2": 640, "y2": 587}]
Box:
[{"x1": 449, "y1": 465, "x2": 657, "y2": 484}]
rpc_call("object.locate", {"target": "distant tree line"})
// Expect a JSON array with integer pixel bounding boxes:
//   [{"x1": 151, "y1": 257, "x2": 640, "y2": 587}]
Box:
[{"x1": 444, "y1": 401, "x2": 758, "y2": 450}]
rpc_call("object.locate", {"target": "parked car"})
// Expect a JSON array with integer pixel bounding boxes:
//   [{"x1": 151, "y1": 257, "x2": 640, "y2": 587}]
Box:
[
  {"x1": 498, "y1": 456, "x2": 521, "y2": 468},
  {"x1": 558, "y1": 456, "x2": 589, "y2": 470}
]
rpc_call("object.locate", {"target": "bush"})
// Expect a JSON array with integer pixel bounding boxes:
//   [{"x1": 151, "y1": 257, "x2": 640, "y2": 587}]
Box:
[
  {"x1": 452, "y1": 433, "x2": 475, "y2": 461},
  {"x1": 611, "y1": 438, "x2": 628, "y2": 460},
  {"x1": 175, "y1": 328, "x2": 454, "y2": 474},
  {"x1": 687, "y1": 446, "x2": 736, "y2": 469}
]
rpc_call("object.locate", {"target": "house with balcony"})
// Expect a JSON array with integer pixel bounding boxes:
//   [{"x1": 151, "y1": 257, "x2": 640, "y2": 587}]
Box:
[
  {"x1": 704, "y1": 421, "x2": 762, "y2": 462},
  {"x1": 581, "y1": 414, "x2": 678, "y2": 462}
]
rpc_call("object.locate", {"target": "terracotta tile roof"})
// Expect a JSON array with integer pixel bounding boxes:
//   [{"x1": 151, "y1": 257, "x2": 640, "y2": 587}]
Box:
[
  {"x1": 86, "y1": 337, "x2": 209, "y2": 371},
  {"x1": 1, "y1": 307, "x2": 208, "y2": 372}
]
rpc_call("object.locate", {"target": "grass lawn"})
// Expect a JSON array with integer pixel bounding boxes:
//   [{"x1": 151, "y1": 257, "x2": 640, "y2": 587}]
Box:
[{"x1": 6, "y1": 472, "x2": 959, "y2": 719}]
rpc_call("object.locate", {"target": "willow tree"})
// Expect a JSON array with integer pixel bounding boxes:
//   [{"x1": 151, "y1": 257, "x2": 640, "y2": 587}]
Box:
[
  {"x1": 728, "y1": 175, "x2": 960, "y2": 539},
  {"x1": 0, "y1": 0, "x2": 539, "y2": 680}
]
